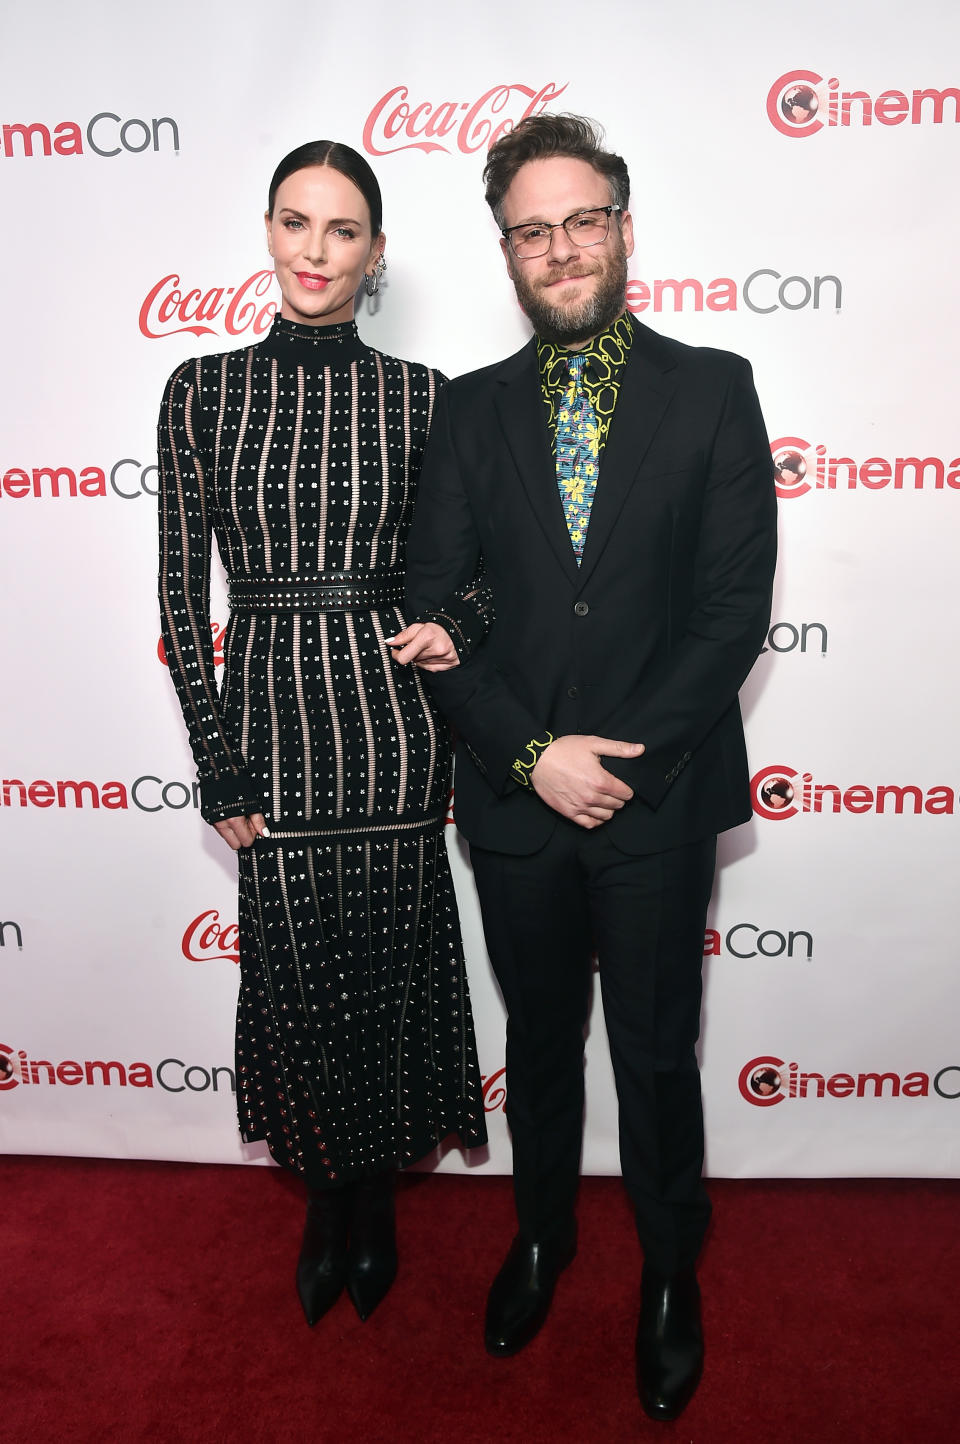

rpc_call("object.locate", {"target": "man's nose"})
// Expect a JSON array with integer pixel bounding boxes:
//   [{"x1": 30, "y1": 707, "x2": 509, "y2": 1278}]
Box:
[{"x1": 547, "y1": 223, "x2": 578, "y2": 262}]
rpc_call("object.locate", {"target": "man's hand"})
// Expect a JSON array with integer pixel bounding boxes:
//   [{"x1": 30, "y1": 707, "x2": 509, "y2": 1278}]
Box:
[
  {"x1": 531, "y1": 735, "x2": 644, "y2": 829},
  {"x1": 213, "y1": 813, "x2": 268, "y2": 851},
  {"x1": 388, "y1": 622, "x2": 459, "y2": 671}
]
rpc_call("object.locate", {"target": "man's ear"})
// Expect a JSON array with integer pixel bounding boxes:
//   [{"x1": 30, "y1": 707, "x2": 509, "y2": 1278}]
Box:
[{"x1": 620, "y1": 209, "x2": 634, "y2": 261}]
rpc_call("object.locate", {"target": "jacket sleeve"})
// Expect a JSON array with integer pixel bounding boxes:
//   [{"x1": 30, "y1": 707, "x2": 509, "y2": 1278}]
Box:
[
  {"x1": 407, "y1": 369, "x2": 494, "y2": 661},
  {"x1": 600, "y1": 357, "x2": 777, "y2": 809},
  {"x1": 405, "y1": 385, "x2": 547, "y2": 792},
  {"x1": 157, "y1": 359, "x2": 262, "y2": 825}
]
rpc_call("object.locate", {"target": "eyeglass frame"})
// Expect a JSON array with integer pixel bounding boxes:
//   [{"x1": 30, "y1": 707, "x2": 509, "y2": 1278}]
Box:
[{"x1": 501, "y1": 205, "x2": 624, "y2": 258}]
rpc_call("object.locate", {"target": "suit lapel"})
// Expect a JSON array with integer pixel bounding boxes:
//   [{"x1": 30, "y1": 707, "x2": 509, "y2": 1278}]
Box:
[
  {"x1": 491, "y1": 318, "x2": 680, "y2": 588},
  {"x1": 493, "y1": 342, "x2": 581, "y2": 586},
  {"x1": 576, "y1": 319, "x2": 679, "y2": 584}
]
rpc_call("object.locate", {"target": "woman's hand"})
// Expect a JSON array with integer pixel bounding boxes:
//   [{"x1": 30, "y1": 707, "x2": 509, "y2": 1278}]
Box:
[
  {"x1": 213, "y1": 813, "x2": 269, "y2": 851},
  {"x1": 388, "y1": 622, "x2": 460, "y2": 671}
]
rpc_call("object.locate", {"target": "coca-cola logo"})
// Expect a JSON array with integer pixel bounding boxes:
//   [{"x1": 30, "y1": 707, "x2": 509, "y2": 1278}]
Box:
[
  {"x1": 139, "y1": 271, "x2": 276, "y2": 340},
  {"x1": 363, "y1": 82, "x2": 568, "y2": 157},
  {"x1": 158, "y1": 624, "x2": 225, "y2": 669},
  {"x1": 182, "y1": 910, "x2": 240, "y2": 965},
  {"x1": 481, "y1": 1067, "x2": 506, "y2": 1112}
]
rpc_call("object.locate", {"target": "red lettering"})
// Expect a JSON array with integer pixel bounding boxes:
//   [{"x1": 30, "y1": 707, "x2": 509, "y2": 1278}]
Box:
[
  {"x1": 858, "y1": 457, "x2": 891, "y2": 489},
  {"x1": 875, "y1": 90, "x2": 909, "y2": 124},
  {"x1": 424, "y1": 101, "x2": 459, "y2": 138},
  {"x1": 3, "y1": 468, "x2": 31, "y2": 498},
  {"x1": 157, "y1": 286, "x2": 182, "y2": 324},
  {"x1": 182, "y1": 910, "x2": 241, "y2": 964},
  {"x1": 363, "y1": 86, "x2": 446, "y2": 156},
  {"x1": 481, "y1": 1067, "x2": 507, "y2": 1111},
  {"x1": 362, "y1": 82, "x2": 567, "y2": 157},
  {"x1": 177, "y1": 288, "x2": 204, "y2": 324},
  {"x1": 625, "y1": 279, "x2": 651, "y2": 313},
  {"x1": 53, "y1": 121, "x2": 83, "y2": 156},
  {"x1": 195, "y1": 287, "x2": 226, "y2": 322},
  {"x1": 403, "y1": 101, "x2": 433, "y2": 137},
  {"x1": 459, "y1": 85, "x2": 528, "y2": 154},
  {"x1": 139, "y1": 273, "x2": 217, "y2": 339},
  {"x1": 223, "y1": 270, "x2": 276, "y2": 337}
]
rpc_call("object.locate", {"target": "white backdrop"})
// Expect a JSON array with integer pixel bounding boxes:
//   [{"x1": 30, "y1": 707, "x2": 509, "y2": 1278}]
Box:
[{"x1": 2, "y1": 0, "x2": 959, "y2": 1178}]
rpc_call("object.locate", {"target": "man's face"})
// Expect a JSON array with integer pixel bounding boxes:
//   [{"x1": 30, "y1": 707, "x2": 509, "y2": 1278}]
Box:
[{"x1": 499, "y1": 156, "x2": 634, "y2": 347}]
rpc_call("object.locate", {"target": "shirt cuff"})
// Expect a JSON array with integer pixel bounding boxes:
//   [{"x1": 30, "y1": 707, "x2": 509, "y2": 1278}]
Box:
[{"x1": 510, "y1": 732, "x2": 555, "y2": 789}]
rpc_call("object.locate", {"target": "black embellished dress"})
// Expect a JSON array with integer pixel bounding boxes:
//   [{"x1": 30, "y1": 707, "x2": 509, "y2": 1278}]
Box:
[{"x1": 158, "y1": 316, "x2": 489, "y2": 1184}]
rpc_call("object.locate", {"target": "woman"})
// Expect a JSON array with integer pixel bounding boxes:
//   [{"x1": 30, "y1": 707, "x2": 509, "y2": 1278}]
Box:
[{"x1": 158, "y1": 140, "x2": 489, "y2": 1327}]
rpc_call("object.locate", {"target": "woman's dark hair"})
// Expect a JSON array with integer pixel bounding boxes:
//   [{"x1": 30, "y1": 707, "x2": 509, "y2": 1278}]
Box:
[
  {"x1": 483, "y1": 114, "x2": 630, "y2": 230},
  {"x1": 267, "y1": 140, "x2": 383, "y2": 233}
]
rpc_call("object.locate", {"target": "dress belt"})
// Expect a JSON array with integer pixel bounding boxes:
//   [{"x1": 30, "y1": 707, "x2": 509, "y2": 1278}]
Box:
[{"x1": 228, "y1": 572, "x2": 406, "y2": 613}]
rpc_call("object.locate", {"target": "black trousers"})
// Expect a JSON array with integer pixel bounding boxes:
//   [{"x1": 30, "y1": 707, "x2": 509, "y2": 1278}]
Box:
[{"x1": 470, "y1": 826, "x2": 716, "y2": 1274}]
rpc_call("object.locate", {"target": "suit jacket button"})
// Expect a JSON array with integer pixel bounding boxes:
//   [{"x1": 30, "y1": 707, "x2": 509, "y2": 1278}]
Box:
[
  {"x1": 574, "y1": 601, "x2": 589, "y2": 616},
  {"x1": 567, "y1": 686, "x2": 579, "y2": 699}
]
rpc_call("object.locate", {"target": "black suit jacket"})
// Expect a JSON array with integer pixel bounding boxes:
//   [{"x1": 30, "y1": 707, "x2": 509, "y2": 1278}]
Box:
[{"x1": 405, "y1": 315, "x2": 778, "y2": 856}]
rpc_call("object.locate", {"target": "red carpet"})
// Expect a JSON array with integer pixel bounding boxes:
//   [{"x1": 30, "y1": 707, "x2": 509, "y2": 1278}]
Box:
[{"x1": 3, "y1": 1157, "x2": 958, "y2": 1442}]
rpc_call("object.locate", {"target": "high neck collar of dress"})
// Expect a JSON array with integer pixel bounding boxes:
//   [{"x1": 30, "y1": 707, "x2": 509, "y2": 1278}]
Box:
[{"x1": 259, "y1": 314, "x2": 367, "y2": 366}]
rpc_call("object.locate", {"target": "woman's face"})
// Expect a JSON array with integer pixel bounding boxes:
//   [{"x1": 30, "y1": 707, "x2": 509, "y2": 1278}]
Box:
[{"x1": 265, "y1": 165, "x2": 384, "y2": 326}]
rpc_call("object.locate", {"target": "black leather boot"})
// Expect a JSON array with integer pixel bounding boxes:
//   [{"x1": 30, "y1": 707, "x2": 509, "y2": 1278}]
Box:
[
  {"x1": 296, "y1": 1184, "x2": 351, "y2": 1326},
  {"x1": 636, "y1": 1264, "x2": 704, "y2": 1421},
  {"x1": 346, "y1": 1172, "x2": 398, "y2": 1321},
  {"x1": 484, "y1": 1228, "x2": 577, "y2": 1356}
]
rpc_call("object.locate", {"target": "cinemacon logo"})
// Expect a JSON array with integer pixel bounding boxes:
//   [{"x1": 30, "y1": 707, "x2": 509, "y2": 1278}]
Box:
[
  {"x1": 0, "y1": 776, "x2": 455, "y2": 820},
  {"x1": 1, "y1": 458, "x2": 159, "y2": 502},
  {"x1": 751, "y1": 765, "x2": 957, "y2": 821},
  {"x1": 0, "y1": 1044, "x2": 233, "y2": 1095},
  {"x1": 362, "y1": 82, "x2": 567, "y2": 156},
  {"x1": 772, "y1": 437, "x2": 960, "y2": 500},
  {"x1": 704, "y1": 924, "x2": 811, "y2": 960},
  {"x1": 767, "y1": 69, "x2": 960, "y2": 139},
  {"x1": 626, "y1": 270, "x2": 840, "y2": 316},
  {"x1": 1, "y1": 776, "x2": 204, "y2": 813},
  {"x1": 740, "y1": 1056, "x2": 960, "y2": 1106},
  {"x1": 1, "y1": 114, "x2": 179, "y2": 158}
]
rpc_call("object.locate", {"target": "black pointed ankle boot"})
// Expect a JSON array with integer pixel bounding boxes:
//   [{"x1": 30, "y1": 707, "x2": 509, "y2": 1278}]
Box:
[
  {"x1": 346, "y1": 1172, "x2": 397, "y2": 1321},
  {"x1": 296, "y1": 1184, "x2": 351, "y2": 1326}
]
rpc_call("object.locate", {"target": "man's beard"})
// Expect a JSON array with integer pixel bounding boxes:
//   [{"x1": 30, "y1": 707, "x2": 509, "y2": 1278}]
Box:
[{"x1": 508, "y1": 240, "x2": 629, "y2": 345}]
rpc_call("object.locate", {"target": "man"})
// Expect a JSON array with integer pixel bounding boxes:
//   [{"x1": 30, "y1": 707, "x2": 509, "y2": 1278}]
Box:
[{"x1": 394, "y1": 114, "x2": 777, "y2": 1421}]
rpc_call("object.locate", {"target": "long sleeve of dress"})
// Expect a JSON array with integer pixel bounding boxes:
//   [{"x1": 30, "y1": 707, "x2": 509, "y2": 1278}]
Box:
[{"x1": 157, "y1": 358, "x2": 262, "y2": 824}]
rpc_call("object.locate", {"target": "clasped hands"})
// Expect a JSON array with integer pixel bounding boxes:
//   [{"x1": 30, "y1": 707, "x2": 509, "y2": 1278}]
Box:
[{"x1": 530, "y1": 734, "x2": 645, "y2": 830}]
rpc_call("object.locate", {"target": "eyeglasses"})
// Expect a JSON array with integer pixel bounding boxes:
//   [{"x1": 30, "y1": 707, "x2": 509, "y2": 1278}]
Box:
[{"x1": 502, "y1": 206, "x2": 622, "y2": 259}]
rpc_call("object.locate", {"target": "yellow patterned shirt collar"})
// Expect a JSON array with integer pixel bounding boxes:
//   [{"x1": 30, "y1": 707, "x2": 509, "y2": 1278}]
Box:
[
  {"x1": 536, "y1": 311, "x2": 634, "y2": 390},
  {"x1": 536, "y1": 311, "x2": 634, "y2": 450}
]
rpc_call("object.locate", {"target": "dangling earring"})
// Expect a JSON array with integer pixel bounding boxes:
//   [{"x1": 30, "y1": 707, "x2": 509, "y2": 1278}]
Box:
[{"x1": 364, "y1": 255, "x2": 387, "y2": 296}]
